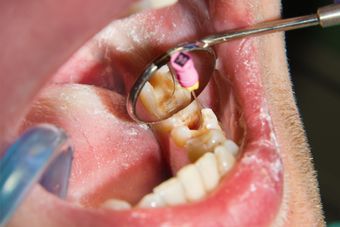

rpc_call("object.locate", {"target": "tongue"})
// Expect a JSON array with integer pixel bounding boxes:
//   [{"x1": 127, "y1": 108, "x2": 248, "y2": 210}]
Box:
[{"x1": 22, "y1": 84, "x2": 166, "y2": 207}]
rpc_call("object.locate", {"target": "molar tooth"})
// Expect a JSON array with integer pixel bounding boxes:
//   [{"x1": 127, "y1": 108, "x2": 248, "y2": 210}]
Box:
[
  {"x1": 101, "y1": 199, "x2": 131, "y2": 210},
  {"x1": 214, "y1": 145, "x2": 236, "y2": 175},
  {"x1": 177, "y1": 164, "x2": 206, "y2": 202},
  {"x1": 186, "y1": 129, "x2": 226, "y2": 162},
  {"x1": 195, "y1": 152, "x2": 220, "y2": 192},
  {"x1": 153, "y1": 178, "x2": 187, "y2": 206},
  {"x1": 223, "y1": 140, "x2": 239, "y2": 156},
  {"x1": 200, "y1": 108, "x2": 221, "y2": 130},
  {"x1": 137, "y1": 193, "x2": 166, "y2": 208},
  {"x1": 171, "y1": 126, "x2": 192, "y2": 147}
]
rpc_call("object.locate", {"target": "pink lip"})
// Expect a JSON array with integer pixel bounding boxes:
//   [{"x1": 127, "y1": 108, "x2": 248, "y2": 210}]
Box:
[{"x1": 8, "y1": 1, "x2": 283, "y2": 226}]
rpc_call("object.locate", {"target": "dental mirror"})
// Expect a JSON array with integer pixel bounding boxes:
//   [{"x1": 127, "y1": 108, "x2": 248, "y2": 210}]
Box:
[
  {"x1": 127, "y1": 3, "x2": 340, "y2": 123},
  {"x1": 129, "y1": 44, "x2": 216, "y2": 123}
]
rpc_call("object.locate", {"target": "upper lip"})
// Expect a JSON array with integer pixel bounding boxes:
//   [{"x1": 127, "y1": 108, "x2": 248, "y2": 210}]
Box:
[{"x1": 8, "y1": 1, "x2": 285, "y2": 226}]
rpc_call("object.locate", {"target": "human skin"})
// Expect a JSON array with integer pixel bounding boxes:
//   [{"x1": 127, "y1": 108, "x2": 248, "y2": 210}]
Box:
[{"x1": 0, "y1": 0, "x2": 324, "y2": 226}]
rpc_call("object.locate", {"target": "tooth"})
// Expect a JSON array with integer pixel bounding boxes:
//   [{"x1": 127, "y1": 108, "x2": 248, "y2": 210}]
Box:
[
  {"x1": 223, "y1": 140, "x2": 239, "y2": 156},
  {"x1": 140, "y1": 71, "x2": 191, "y2": 122},
  {"x1": 138, "y1": 193, "x2": 166, "y2": 208},
  {"x1": 171, "y1": 126, "x2": 192, "y2": 147},
  {"x1": 156, "y1": 101, "x2": 200, "y2": 132},
  {"x1": 200, "y1": 109, "x2": 221, "y2": 130},
  {"x1": 140, "y1": 82, "x2": 162, "y2": 118},
  {"x1": 153, "y1": 178, "x2": 187, "y2": 206},
  {"x1": 177, "y1": 164, "x2": 206, "y2": 202},
  {"x1": 195, "y1": 152, "x2": 220, "y2": 192},
  {"x1": 186, "y1": 129, "x2": 226, "y2": 162},
  {"x1": 101, "y1": 199, "x2": 131, "y2": 210},
  {"x1": 214, "y1": 145, "x2": 236, "y2": 175}
]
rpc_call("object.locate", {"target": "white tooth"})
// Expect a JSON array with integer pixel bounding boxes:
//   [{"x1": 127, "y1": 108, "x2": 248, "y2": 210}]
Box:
[
  {"x1": 101, "y1": 199, "x2": 131, "y2": 210},
  {"x1": 171, "y1": 126, "x2": 192, "y2": 147},
  {"x1": 138, "y1": 193, "x2": 166, "y2": 208},
  {"x1": 201, "y1": 109, "x2": 221, "y2": 130},
  {"x1": 214, "y1": 145, "x2": 236, "y2": 175},
  {"x1": 149, "y1": 0, "x2": 177, "y2": 8},
  {"x1": 153, "y1": 178, "x2": 187, "y2": 206},
  {"x1": 223, "y1": 140, "x2": 239, "y2": 156},
  {"x1": 195, "y1": 152, "x2": 220, "y2": 192},
  {"x1": 177, "y1": 164, "x2": 206, "y2": 202}
]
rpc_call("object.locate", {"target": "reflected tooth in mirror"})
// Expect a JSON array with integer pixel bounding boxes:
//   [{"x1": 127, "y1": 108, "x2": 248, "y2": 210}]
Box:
[
  {"x1": 186, "y1": 129, "x2": 225, "y2": 162},
  {"x1": 140, "y1": 82, "x2": 161, "y2": 118},
  {"x1": 177, "y1": 164, "x2": 206, "y2": 202},
  {"x1": 223, "y1": 140, "x2": 239, "y2": 156},
  {"x1": 101, "y1": 199, "x2": 131, "y2": 210},
  {"x1": 195, "y1": 152, "x2": 220, "y2": 192},
  {"x1": 137, "y1": 193, "x2": 166, "y2": 208},
  {"x1": 214, "y1": 145, "x2": 236, "y2": 175},
  {"x1": 137, "y1": 68, "x2": 191, "y2": 122},
  {"x1": 153, "y1": 178, "x2": 187, "y2": 206}
]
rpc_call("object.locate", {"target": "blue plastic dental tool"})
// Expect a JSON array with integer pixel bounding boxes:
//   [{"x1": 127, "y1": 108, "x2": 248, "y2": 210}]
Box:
[{"x1": 0, "y1": 124, "x2": 73, "y2": 227}]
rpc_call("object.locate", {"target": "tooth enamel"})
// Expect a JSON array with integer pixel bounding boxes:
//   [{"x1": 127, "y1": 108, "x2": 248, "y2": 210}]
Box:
[
  {"x1": 214, "y1": 145, "x2": 236, "y2": 175},
  {"x1": 153, "y1": 178, "x2": 187, "y2": 205},
  {"x1": 195, "y1": 152, "x2": 220, "y2": 192},
  {"x1": 101, "y1": 199, "x2": 131, "y2": 210},
  {"x1": 171, "y1": 126, "x2": 192, "y2": 147},
  {"x1": 200, "y1": 109, "x2": 221, "y2": 130},
  {"x1": 177, "y1": 164, "x2": 206, "y2": 202},
  {"x1": 140, "y1": 71, "x2": 191, "y2": 121},
  {"x1": 138, "y1": 193, "x2": 166, "y2": 208},
  {"x1": 186, "y1": 129, "x2": 226, "y2": 162},
  {"x1": 223, "y1": 140, "x2": 239, "y2": 156}
]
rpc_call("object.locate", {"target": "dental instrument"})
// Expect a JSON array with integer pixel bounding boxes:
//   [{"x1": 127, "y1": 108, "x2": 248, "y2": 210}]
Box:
[
  {"x1": 0, "y1": 124, "x2": 73, "y2": 227},
  {"x1": 127, "y1": 3, "x2": 340, "y2": 123}
]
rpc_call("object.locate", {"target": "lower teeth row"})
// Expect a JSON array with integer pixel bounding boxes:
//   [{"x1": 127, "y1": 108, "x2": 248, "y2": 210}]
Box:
[
  {"x1": 101, "y1": 72, "x2": 239, "y2": 210},
  {"x1": 101, "y1": 107, "x2": 239, "y2": 210}
]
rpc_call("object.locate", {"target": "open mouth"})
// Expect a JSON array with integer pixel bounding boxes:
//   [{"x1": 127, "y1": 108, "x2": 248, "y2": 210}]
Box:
[{"x1": 13, "y1": 1, "x2": 285, "y2": 226}]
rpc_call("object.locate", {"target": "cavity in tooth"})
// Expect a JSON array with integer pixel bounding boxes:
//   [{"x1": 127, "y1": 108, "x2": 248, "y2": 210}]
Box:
[
  {"x1": 214, "y1": 145, "x2": 236, "y2": 175},
  {"x1": 153, "y1": 178, "x2": 187, "y2": 206},
  {"x1": 140, "y1": 71, "x2": 191, "y2": 122},
  {"x1": 138, "y1": 193, "x2": 166, "y2": 208},
  {"x1": 177, "y1": 164, "x2": 206, "y2": 202},
  {"x1": 101, "y1": 199, "x2": 131, "y2": 210},
  {"x1": 195, "y1": 152, "x2": 220, "y2": 192},
  {"x1": 223, "y1": 140, "x2": 239, "y2": 156},
  {"x1": 200, "y1": 109, "x2": 221, "y2": 130},
  {"x1": 171, "y1": 126, "x2": 192, "y2": 147},
  {"x1": 185, "y1": 129, "x2": 226, "y2": 162}
]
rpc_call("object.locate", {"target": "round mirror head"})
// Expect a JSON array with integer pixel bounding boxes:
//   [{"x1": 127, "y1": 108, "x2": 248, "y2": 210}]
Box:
[{"x1": 127, "y1": 44, "x2": 216, "y2": 123}]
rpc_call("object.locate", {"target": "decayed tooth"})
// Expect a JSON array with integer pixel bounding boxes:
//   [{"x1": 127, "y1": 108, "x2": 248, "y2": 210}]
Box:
[
  {"x1": 101, "y1": 199, "x2": 131, "y2": 210},
  {"x1": 214, "y1": 145, "x2": 236, "y2": 175},
  {"x1": 177, "y1": 164, "x2": 206, "y2": 202},
  {"x1": 195, "y1": 152, "x2": 220, "y2": 192},
  {"x1": 140, "y1": 82, "x2": 162, "y2": 118},
  {"x1": 223, "y1": 140, "x2": 239, "y2": 156},
  {"x1": 156, "y1": 101, "x2": 201, "y2": 132},
  {"x1": 171, "y1": 126, "x2": 192, "y2": 147},
  {"x1": 153, "y1": 178, "x2": 187, "y2": 206},
  {"x1": 138, "y1": 193, "x2": 166, "y2": 208},
  {"x1": 185, "y1": 129, "x2": 226, "y2": 162},
  {"x1": 140, "y1": 71, "x2": 191, "y2": 122}
]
